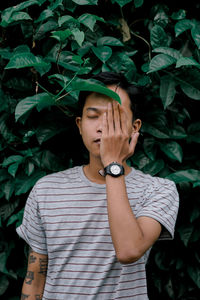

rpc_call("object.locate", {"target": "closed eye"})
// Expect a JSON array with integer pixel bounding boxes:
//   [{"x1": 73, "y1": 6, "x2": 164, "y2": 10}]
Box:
[{"x1": 87, "y1": 115, "x2": 98, "y2": 119}]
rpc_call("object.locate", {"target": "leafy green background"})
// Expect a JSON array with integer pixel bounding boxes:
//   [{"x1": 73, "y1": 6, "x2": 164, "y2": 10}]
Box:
[{"x1": 0, "y1": 0, "x2": 200, "y2": 299}]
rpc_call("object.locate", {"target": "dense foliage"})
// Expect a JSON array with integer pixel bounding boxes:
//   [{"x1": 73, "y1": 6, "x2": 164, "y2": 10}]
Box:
[{"x1": 0, "y1": 0, "x2": 200, "y2": 299}]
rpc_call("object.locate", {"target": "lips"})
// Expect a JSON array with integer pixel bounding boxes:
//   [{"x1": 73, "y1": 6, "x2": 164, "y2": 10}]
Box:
[{"x1": 94, "y1": 138, "x2": 101, "y2": 144}]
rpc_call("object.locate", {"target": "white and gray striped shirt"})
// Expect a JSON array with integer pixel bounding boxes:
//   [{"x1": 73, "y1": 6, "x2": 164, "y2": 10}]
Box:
[{"x1": 17, "y1": 166, "x2": 179, "y2": 299}]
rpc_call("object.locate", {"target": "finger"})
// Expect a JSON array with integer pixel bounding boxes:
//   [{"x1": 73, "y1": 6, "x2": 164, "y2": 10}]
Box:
[
  {"x1": 107, "y1": 102, "x2": 114, "y2": 135},
  {"x1": 119, "y1": 104, "x2": 128, "y2": 133},
  {"x1": 102, "y1": 112, "x2": 108, "y2": 136},
  {"x1": 113, "y1": 101, "x2": 121, "y2": 132},
  {"x1": 129, "y1": 132, "x2": 139, "y2": 154}
]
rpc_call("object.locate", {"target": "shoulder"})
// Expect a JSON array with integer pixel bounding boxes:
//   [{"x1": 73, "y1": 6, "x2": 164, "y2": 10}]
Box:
[
  {"x1": 128, "y1": 167, "x2": 178, "y2": 194},
  {"x1": 34, "y1": 166, "x2": 82, "y2": 189}
]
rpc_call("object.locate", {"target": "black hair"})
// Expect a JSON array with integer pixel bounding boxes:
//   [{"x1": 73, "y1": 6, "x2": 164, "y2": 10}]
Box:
[{"x1": 77, "y1": 72, "x2": 143, "y2": 121}]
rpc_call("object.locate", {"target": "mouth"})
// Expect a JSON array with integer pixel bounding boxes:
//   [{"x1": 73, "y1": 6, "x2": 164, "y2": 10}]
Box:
[{"x1": 94, "y1": 138, "x2": 101, "y2": 144}]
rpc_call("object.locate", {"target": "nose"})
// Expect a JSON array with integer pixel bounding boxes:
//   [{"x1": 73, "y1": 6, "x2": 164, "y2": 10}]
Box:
[
  {"x1": 96, "y1": 116, "x2": 103, "y2": 133},
  {"x1": 97, "y1": 123, "x2": 102, "y2": 133}
]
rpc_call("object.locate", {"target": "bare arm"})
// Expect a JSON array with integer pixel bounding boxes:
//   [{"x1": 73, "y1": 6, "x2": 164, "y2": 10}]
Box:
[
  {"x1": 101, "y1": 101, "x2": 162, "y2": 264},
  {"x1": 21, "y1": 248, "x2": 48, "y2": 300},
  {"x1": 106, "y1": 175, "x2": 161, "y2": 264}
]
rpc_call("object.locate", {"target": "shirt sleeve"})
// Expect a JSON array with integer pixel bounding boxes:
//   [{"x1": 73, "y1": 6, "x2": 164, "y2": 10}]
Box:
[
  {"x1": 136, "y1": 177, "x2": 179, "y2": 240},
  {"x1": 16, "y1": 185, "x2": 47, "y2": 254}
]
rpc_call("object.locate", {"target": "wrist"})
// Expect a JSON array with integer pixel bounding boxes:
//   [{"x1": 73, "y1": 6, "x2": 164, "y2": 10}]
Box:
[
  {"x1": 102, "y1": 159, "x2": 123, "y2": 168},
  {"x1": 104, "y1": 162, "x2": 124, "y2": 177}
]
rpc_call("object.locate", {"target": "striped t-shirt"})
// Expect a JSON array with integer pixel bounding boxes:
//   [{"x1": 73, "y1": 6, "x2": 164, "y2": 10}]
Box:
[{"x1": 17, "y1": 166, "x2": 179, "y2": 300}]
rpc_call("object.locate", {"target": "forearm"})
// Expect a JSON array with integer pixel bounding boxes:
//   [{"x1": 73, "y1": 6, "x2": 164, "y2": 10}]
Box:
[
  {"x1": 106, "y1": 175, "x2": 146, "y2": 263},
  {"x1": 21, "y1": 275, "x2": 46, "y2": 300},
  {"x1": 21, "y1": 249, "x2": 47, "y2": 300}
]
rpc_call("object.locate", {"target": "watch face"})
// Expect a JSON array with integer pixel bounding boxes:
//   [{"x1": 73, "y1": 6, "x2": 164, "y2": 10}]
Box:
[{"x1": 110, "y1": 164, "x2": 121, "y2": 175}]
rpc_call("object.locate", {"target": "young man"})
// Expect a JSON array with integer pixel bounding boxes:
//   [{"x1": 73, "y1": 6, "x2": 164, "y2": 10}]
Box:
[{"x1": 17, "y1": 72, "x2": 179, "y2": 299}]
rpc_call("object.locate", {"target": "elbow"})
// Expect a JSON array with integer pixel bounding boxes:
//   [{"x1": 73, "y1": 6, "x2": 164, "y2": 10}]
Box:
[{"x1": 116, "y1": 249, "x2": 143, "y2": 264}]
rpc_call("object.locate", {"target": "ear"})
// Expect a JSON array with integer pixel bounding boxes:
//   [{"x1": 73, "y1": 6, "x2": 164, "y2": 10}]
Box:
[
  {"x1": 76, "y1": 117, "x2": 82, "y2": 135},
  {"x1": 132, "y1": 119, "x2": 142, "y2": 133}
]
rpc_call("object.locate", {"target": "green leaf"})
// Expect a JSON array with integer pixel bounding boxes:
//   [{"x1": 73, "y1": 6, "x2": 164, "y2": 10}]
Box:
[
  {"x1": 148, "y1": 54, "x2": 176, "y2": 73},
  {"x1": 166, "y1": 169, "x2": 200, "y2": 183},
  {"x1": 143, "y1": 137, "x2": 157, "y2": 160},
  {"x1": 180, "y1": 83, "x2": 200, "y2": 100},
  {"x1": 34, "y1": 9, "x2": 54, "y2": 23},
  {"x1": 48, "y1": 0, "x2": 63, "y2": 10},
  {"x1": 0, "y1": 240, "x2": 16, "y2": 277},
  {"x1": 92, "y1": 46, "x2": 112, "y2": 63},
  {"x1": 5, "y1": 51, "x2": 50, "y2": 70},
  {"x1": 107, "y1": 52, "x2": 136, "y2": 81},
  {"x1": 1, "y1": 180, "x2": 15, "y2": 201},
  {"x1": 188, "y1": 121, "x2": 200, "y2": 133},
  {"x1": 170, "y1": 126, "x2": 187, "y2": 139},
  {"x1": 15, "y1": 171, "x2": 46, "y2": 195},
  {"x1": 187, "y1": 265, "x2": 200, "y2": 288},
  {"x1": 11, "y1": 11, "x2": 32, "y2": 22},
  {"x1": 4, "y1": 77, "x2": 32, "y2": 91},
  {"x1": 7, "y1": 208, "x2": 24, "y2": 227},
  {"x1": 171, "y1": 9, "x2": 186, "y2": 20},
  {"x1": 10, "y1": 0, "x2": 40, "y2": 11},
  {"x1": 191, "y1": 24, "x2": 200, "y2": 49},
  {"x1": 97, "y1": 36, "x2": 123, "y2": 47},
  {"x1": 34, "y1": 20, "x2": 58, "y2": 40},
  {"x1": 15, "y1": 93, "x2": 54, "y2": 122},
  {"x1": 153, "y1": 47, "x2": 181, "y2": 60},
  {"x1": 0, "y1": 0, "x2": 40, "y2": 27},
  {"x1": 8, "y1": 163, "x2": 21, "y2": 177},
  {"x1": 51, "y1": 29, "x2": 72, "y2": 43},
  {"x1": 78, "y1": 14, "x2": 105, "y2": 32},
  {"x1": 131, "y1": 151, "x2": 151, "y2": 169},
  {"x1": 47, "y1": 48, "x2": 91, "y2": 74},
  {"x1": 71, "y1": 80, "x2": 121, "y2": 104},
  {"x1": 36, "y1": 125, "x2": 66, "y2": 145},
  {"x1": 141, "y1": 123, "x2": 169, "y2": 139},
  {"x1": 112, "y1": 0, "x2": 132, "y2": 7},
  {"x1": 64, "y1": 0, "x2": 77, "y2": 12},
  {"x1": 176, "y1": 57, "x2": 200, "y2": 69},
  {"x1": 142, "y1": 159, "x2": 164, "y2": 176},
  {"x1": 71, "y1": 28, "x2": 85, "y2": 47},
  {"x1": 72, "y1": 0, "x2": 98, "y2": 5},
  {"x1": 2, "y1": 155, "x2": 23, "y2": 167},
  {"x1": 154, "y1": 11, "x2": 169, "y2": 28},
  {"x1": 190, "y1": 207, "x2": 200, "y2": 222},
  {"x1": 187, "y1": 121, "x2": 200, "y2": 143},
  {"x1": 58, "y1": 15, "x2": 78, "y2": 27},
  {"x1": 41, "y1": 150, "x2": 65, "y2": 171},
  {"x1": 160, "y1": 76, "x2": 176, "y2": 109},
  {"x1": 159, "y1": 141, "x2": 183, "y2": 162},
  {"x1": 0, "y1": 47, "x2": 13, "y2": 59},
  {"x1": 150, "y1": 25, "x2": 169, "y2": 49},
  {"x1": 0, "y1": 275, "x2": 9, "y2": 296},
  {"x1": 175, "y1": 19, "x2": 196, "y2": 37},
  {"x1": 178, "y1": 224, "x2": 194, "y2": 247},
  {"x1": 134, "y1": 0, "x2": 144, "y2": 8}
]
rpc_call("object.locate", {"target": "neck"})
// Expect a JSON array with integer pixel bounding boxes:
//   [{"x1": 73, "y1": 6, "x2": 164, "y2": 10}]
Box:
[{"x1": 83, "y1": 156, "x2": 131, "y2": 184}]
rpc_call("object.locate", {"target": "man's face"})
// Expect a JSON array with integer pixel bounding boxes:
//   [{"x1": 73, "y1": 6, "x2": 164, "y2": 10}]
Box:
[{"x1": 76, "y1": 85, "x2": 141, "y2": 160}]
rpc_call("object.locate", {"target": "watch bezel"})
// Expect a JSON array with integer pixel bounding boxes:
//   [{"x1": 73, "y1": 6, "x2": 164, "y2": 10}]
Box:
[{"x1": 104, "y1": 162, "x2": 124, "y2": 177}]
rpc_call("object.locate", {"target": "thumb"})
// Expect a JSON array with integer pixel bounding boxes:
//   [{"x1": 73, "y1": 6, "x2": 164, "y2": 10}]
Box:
[{"x1": 129, "y1": 132, "x2": 139, "y2": 153}]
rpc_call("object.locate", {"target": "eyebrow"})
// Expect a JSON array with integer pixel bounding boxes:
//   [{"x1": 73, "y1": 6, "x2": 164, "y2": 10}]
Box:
[{"x1": 86, "y1": 107, "x2": 100, "y2": 113}]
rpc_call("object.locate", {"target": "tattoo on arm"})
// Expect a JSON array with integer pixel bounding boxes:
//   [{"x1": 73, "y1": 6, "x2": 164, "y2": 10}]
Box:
[
  {"x1": 25, "y1": 271, "x2": 34, "y2": 285},
  {"x1": 39, "y1": 258, "x2": 48, "y2": 276},
  {"x1": 29, "y1": 254, "x2": 37, "y2": 264},
  {"x1": 21, "y1": 294, "x2": 30, "y2": 299}
]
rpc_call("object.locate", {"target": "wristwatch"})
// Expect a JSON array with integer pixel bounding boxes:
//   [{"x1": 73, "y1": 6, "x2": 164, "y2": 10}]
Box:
[{"x1": 104, "y1": 162, "x2": 124, "y2": 177}]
